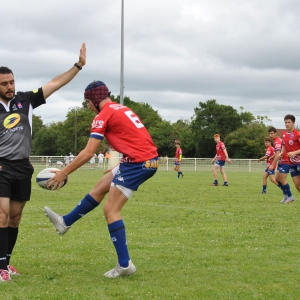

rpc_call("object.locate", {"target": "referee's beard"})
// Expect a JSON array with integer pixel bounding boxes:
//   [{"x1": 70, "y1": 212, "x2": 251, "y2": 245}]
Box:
[{"x1": 0, "y1": 90, "x2": 15, "y2": 101}]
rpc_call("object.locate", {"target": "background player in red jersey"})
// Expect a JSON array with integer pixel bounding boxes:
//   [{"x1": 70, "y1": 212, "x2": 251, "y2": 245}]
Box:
[
  {"x1": 269, "y1": 116, "x2": 300, "y2": 204},
  {"x1": 279, "y1": 115, "x2": 300, "y2": 203},
  {"x1": 211, "y1": 134, "x2": 231, "y2": 186},
  {"x1": 268, "y1": 127, "x2": 292, "y2": 202},
  {"x1": 257, "y1": 137, "x2": 277, "y2": 193},
  {"x1": 174, "y1": 140, "x2": 184, "y2": 178},
  {"x1": 44, "y1": 81, "x2": 158, "y2": 278}
]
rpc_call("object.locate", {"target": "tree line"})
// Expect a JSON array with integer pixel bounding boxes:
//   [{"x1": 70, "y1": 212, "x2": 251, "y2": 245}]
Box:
[{"x1": 32, "y1": 97, "x2": 274, "y2": 159}]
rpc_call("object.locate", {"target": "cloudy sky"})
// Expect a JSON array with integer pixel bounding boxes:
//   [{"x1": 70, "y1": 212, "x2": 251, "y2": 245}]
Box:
[{"x1": 2, "y1": 0, "x2": 300, "y2": 129}]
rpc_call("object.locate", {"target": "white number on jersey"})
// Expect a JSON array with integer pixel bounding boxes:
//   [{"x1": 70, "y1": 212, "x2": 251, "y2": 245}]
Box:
[{"x1": 124, "y1": 111, "x2": 144, "y2": 129}]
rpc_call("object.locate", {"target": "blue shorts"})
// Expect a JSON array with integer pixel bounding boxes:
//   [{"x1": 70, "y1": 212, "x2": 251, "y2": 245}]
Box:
[
  {"x1": 277, "y1": 164, "x2": 300, "y2": 177},
  {"x1": 277, "y1": 164, "x2": 290, "y2": 174},
  {"x1": 174, "y1": 161, "x2": 181, "y2": 166},
  {"x1": 112, "y1": 157, "x2": 158, "y2": 191},
  {"x1": 215, "y1": 160, "x2": 225, "y2": 167},
  {"x1": 290, "y1": 165, "x2": 300, "y2": 177},
  {"x1": 265, "y1": 168, "x2": 275, "y2": 175}
]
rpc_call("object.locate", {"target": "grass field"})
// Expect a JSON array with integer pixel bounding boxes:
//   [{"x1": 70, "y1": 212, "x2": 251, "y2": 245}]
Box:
[{"x1": 2, "y1": 169, "x2": 300, "y2": 299}]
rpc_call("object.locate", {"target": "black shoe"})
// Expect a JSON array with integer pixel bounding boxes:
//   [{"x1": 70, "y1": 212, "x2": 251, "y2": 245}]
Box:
[
  {"x1": 261, "y1": 191, "x2": 266, "y2": 194},
  {"x1": 210, "y1": 183, "x2": 218, "y2": 186},
  {"x1": 223, "y1": 183, "x2": 228, "y2": 186}
]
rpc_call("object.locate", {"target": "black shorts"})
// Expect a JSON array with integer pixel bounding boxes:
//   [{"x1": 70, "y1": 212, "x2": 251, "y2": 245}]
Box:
[{"x1": 0, "y1": 158, "x2": 34, "y2": 202}]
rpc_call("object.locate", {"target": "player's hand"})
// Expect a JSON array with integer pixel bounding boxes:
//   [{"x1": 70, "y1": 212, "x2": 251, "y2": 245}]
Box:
[
  {"x1": 227, "y1": 158, "x2": 232, "y2": 164},
  {"x1": 268, "y1": 165, "x2": 274, "y2": 171},
  {"x1": 257, "y1": 159, "x2": 261, "y2": 163},
  {"x1": 77, "y1": 43, "x2": 86, "y2": 67},
  {"x1": 288, "y1": 151, "x2": 296, "y2": 158},
  {"x1": 47, "y1": 170, "x2": 68, "y2": 190},
  {"x1": 211, "y1": 159, "x2": 215, "y2": 164}
]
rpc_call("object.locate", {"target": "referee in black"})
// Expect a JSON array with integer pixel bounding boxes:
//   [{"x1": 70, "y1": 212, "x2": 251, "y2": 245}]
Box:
[{"x1": 0, "y1": 43, "x2": 86, "y2": 282}]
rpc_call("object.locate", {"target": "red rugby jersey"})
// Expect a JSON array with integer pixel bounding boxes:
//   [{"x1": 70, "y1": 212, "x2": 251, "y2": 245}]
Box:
[
  {"x1": 90, "y1": 102, "x2": 158, "y2": 163},
  {"x1": 216, "y1": 141, "x2": 226, "y2": 161},
  {"x1": 281, "y1": 129, "x2": 300, "y2": 164}
]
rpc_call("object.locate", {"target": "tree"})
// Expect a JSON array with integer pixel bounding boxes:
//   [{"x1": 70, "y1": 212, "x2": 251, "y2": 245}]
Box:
[
  {"x1": 32, "y1": 122, "x2": 63, "y2": 155},
  {"x1": 32, "y1": 114, "x2": 44, "y2": 140},
  {"x1": 148, "y1": 120, "x2": 174, "y2": 156},
  {"x1": 171, "y1": 119, "x2": 196, "y2": 157},
  {"x1": 225, "y1": 120, "x2": 269, "y2": 158},
  {"x1": 191, "y1": 100, "x2": 255, "y2": 157}
]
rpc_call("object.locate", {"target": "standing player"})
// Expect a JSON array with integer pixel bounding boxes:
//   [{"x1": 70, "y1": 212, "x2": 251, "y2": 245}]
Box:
[
  {"x1": 90, "y1": 153, "x2": 97, "y2": 170},
  {"x1": 64, "y1": 154, "x2": 70, "y2": 166},
  {"x1": 174, "y1": 140, "x2": 184, "y2": 178},
  {"x1": 257, "y1": 137, "x2": 277, "y2": 193},
  {"x1": 275, "y1": 115, "x2": 300, "y2": 203},
  {"x1": 268, "y1": 126, "x2": 294, "y2": 203},
  {"x1": 211, "y1": 134, "x2": 231, "y2": 186},
  {"x1": 0, "y1": 43, "x2": 86, "y2": 282},
  {"x1": 98, "y1": 151, "x2": 104, "y2": 169},
  {"x1": 44, "y1": 80, "x2": 158, "y2": 278},
  {"x1": 69, "y1": 152, "x2": 75, "y2": 163}
]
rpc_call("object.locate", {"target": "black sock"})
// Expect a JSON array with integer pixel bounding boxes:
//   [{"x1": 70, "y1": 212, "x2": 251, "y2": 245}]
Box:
[
  {"x1": 7, "y1": 227, "x2": 18, "y2": 266},
  {"x1": 0, "y1": 228, "x2": 8, "y2": 270}
]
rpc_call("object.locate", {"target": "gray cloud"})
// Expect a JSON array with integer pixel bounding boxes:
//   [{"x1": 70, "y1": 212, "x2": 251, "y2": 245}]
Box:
[{"x1": 2, "y1": 0, "x2": 300, "y2": 130}]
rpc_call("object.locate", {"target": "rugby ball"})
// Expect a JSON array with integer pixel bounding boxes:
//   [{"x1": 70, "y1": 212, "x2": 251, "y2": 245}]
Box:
[{"x1": 36, "y1": 168, "x2": 68, "y2": 190}]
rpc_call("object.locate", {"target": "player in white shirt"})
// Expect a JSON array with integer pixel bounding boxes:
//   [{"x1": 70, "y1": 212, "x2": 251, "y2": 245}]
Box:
[{"x1": 98, "y1": 151, "x2": 104, "y2": 169}]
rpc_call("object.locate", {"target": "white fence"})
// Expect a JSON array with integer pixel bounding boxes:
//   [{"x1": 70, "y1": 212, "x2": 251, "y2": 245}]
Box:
[{"x1": 30, "y1": 156, "x2": 266, "y2": 172}]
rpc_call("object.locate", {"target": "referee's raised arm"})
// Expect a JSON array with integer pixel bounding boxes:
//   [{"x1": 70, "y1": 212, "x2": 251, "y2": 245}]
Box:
[{"x1": 42, "y1": 43, "x2": 86, "y2": 100}]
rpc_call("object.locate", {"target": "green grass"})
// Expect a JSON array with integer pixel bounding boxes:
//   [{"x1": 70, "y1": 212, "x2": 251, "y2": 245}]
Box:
[{"x1": 2, "y1": 170, "x2": 300, "y2": 299}]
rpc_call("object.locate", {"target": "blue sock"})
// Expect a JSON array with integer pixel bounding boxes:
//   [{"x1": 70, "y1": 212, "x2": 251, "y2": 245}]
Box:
[
  {"x1": 262, "y1": 185, "x2": 267, "y2": 191},
  {"x1": 177, "y1": 172, "x2": 181, "y2": 178},
  {"x1": 108, "y1": 220, "x2": 130, "y2": 268},
  {"x1": 63, "y1": 194, "x2": 99, "y2": 226},
  {"x1": 282, "y1": 183, "x2": 292, "y2": 197},
  {"x1": 277, "y1": 182, "x2": 285, "y2": 195},
  {"x1": 214, "y1": 180, "x2": 218, "y2": 184}
]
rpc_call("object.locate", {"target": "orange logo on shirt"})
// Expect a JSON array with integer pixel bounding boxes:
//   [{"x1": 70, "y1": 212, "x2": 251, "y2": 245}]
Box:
[{"x1": 3, "y1": 113, "x2": 21, "y2": 129}]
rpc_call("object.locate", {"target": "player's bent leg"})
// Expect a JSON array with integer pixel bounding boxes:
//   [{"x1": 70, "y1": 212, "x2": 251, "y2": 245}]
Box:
[
  {"x1": 89, "y1": 171, "x2": 114, "y2": 202},
  {"x1": 44, "y1": 169, "x2": 116, "y2": 234},
  {"x1": 104, "y1": 186, "x2": 129, "y2": 224},
  {"x1": 268, "y1": 175, "x2": 277, "y2": 185}
]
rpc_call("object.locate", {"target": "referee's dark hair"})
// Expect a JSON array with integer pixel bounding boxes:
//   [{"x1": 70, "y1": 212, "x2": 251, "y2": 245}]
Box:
[{"x1": 0, "y1": 66, "x2": 13, "y2": 75}]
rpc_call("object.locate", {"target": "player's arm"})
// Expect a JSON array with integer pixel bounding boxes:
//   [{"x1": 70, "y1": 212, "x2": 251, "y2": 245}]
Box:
[
  {"x1": 268, "y1": 149, "x2": 282, "y2": 170},
  {"x1": 258, "y1": 155, "x2": 268, "y2": 162},
  {"x1": 211, "y1": 154, "x2": 217, "y2": 164},
  {"x1": 269, "y1": 153, "x2": 275, "y2": 161},
  {"x1": 287, "y1": 149, "x2": 300, "y2": 158},
  {"x1": 223, "y1": 149, "x2": 232, "y2": 164},
  {"x1": 48, "y1": 137, "x2": 100, "y2": 189},
  {"x1": 42, "y1": 43, "x2": 86, "y2": 100}
]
